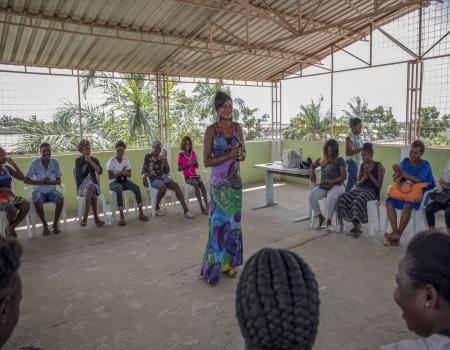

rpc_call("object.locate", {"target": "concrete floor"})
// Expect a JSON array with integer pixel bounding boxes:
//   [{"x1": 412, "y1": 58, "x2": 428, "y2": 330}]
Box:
[{"x1": 6, "y1": 182, "x2": 428, "y2": 350}]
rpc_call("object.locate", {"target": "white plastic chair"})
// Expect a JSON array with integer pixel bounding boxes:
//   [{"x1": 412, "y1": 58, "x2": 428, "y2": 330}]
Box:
[
  {"x1": 73, "y1": 168, "x2": 107, "y2": 222},
  {"x1": 145, "y1": 176, "x2": 179, "y2": 217},
  {"x1": 182, "y1": 169, "x2": 209, "y2": 209},
  {"x1": 109, "y1": 189, "x2": 138, "y2": 221},
  {"x1": 0, "y1": 182, "x2": 32, "y2": 239},
  {"x1": 105, "y1": 160, "x2": 139, "y2": 221},
  {"x1": 309, "y1": 166, "x2": 346, "y2": 231},
  {"x1": 384, "y1": 175, "x2": 438, "y2": 239},
  {"x1": 339, "y1": 200, "x2": 381, "y2": 237},
  {"x1": 25, "y1": 184, "x2": 67, "y2": 238}
]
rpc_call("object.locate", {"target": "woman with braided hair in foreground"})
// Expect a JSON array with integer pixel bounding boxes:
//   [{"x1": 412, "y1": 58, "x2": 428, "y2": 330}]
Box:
[
  {"x1": 0, "y1": 236, "x2": 23, "y2": 348},
  {"x1": 381, "y1": 231, "x2": 450, "y2": 350},
  {"x1": 236, "y1": 248, "x2": 320, "y2": 350}
]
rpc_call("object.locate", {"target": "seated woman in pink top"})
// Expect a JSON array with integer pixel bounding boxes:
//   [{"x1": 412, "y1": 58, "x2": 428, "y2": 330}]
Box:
[{"x1": 178, "y1": 136, "x2": 209, "y2": 215}]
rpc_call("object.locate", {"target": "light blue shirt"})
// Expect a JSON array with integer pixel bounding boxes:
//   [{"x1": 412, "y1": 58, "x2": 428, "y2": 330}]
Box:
[{"x1": 26, "y1": 158, "x2": 62, "y2": 193}]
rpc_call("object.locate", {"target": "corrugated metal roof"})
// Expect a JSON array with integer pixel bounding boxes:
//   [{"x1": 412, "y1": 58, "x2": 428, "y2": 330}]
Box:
[{"x1": 0, "y1": 0, "x2": 429, "y2": 81}]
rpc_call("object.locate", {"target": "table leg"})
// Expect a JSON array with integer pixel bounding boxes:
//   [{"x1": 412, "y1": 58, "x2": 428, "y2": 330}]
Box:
[
  {"x1": 294, "y1": 178, "x2": 313, "y2": 223},
  {"x1": 253, "y1": 171, "x2": 278, "y2": 210}
]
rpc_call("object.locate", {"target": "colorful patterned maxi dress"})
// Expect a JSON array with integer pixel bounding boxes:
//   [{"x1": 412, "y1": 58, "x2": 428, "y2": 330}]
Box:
[{"x1": 200, "y1": 126, "x2": 243, "y2": 284}]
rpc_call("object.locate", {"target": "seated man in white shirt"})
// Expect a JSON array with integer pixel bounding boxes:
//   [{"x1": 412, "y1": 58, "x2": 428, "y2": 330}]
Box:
[{"x1": 107, "y1": 141, "x2": 148, "y2": 226}]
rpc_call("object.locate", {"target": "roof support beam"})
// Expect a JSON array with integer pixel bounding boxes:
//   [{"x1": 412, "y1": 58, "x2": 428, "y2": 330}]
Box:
[
  {"x1": 231, "y1": 0, "x2": 299, "y2": 35},
  {"x1": 300, "y1": 0, "x2": 325, "y2": 33},
  {"x1": 173, "y1": 0, "x2": 362, "y2": 40},
  {"x1": 257, "y1": 0, "x2": 426, "y2": 47},
  {"x1": 342, "y1": 0, "x2": 420, "y2": 59},
  {"x1": 0, "y1": 7, "x2": 308, "y2": 61},
  {"x1": 0, "y1": 12, "x2": 319, "y2": 68},
  {"x1": 333, "y1": 43, "x2": 370, "y2": 66}
]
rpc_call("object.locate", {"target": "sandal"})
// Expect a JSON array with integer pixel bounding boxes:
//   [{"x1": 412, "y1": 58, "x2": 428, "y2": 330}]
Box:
[
  {"x1": 42, "y1": 226, "x2": 50, "y2": 236},
  {"x1": 226, "y1": 268, "x2": 238, "y2": 278},
  {"x1": 118, "y1": 217, "x2": 126, "y2": 226},
  {"x1": 138, "y1": 214, "x2": 149, "y2": 222},
  {"x1": 351, "y1": 228, "x2": 362, "y2": 238},
  {"x1": 80, "y1": 218, "x2": 87, "y2": 227},
  {"x1": 95, "y1": 220, "x2": 105, "y2": 228},
  {"x1": 52, "y1": 225, "x2": 61, "y2": 234},
  {"x1": 384, "y1": 232, "x2": 401, "y2": 246}
]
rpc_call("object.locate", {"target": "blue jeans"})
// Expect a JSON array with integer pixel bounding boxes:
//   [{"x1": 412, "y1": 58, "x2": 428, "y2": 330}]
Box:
[
  {"x1": 345, "y1": 159, "x2": 358, "y2": 192},
  {"x1": 109, "y1": 180, "x2": 143, "y2": 210}
]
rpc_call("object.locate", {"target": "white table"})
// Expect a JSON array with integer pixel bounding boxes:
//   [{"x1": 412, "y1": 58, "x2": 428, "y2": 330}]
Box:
[{"x1": 253, "y1": 162, "x2": 314, "y2": 222}]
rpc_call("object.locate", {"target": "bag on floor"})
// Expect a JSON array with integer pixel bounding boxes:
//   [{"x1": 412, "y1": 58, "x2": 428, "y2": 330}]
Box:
[
  {"x1": 429, "y1": 189, "x2": 450, "y2": 205},
  {"x1": 388, "y1": 176, "x2": 430, "y2": 203}
]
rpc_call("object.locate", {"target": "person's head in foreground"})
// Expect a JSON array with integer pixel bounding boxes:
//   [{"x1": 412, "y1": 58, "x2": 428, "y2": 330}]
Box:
[
  {"x1": 236, "y1": 248, "x2": 320, "y2": 350},
  {"x1": 0, "y1": 236, "x2": 23, "y2": 347},
  {"x1": 383, "y1": 231, "x2": 450, "y2": 349}
]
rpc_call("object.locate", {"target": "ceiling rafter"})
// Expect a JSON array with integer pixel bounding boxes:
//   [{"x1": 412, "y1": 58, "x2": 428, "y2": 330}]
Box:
[
  {"x1": 299, "y1": 0, "x2": 325, "y2": 33},
  {"x1": 0, "y1": 8, "x2": 321, "y2": 65},
  {"x1": 231, "y1": 0, "x2": 299, "y2": 35},
  {"x1": 257, "y1": 0, "x2": 426, "y2": 48},
  {"x1": 174, "y1": 0, "x2": 362, "y2": 40}
]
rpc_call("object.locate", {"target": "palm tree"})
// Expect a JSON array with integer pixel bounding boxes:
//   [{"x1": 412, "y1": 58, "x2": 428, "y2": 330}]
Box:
[
  {"x1": 81, "y1": 72, "x2": 158, "y2": 147},
  {"x1": 14, "y1": 102, "x2": 110, "y2": 154},
  {"x1": 342, "y1": 96, "x2": 369, "y2": 120}
]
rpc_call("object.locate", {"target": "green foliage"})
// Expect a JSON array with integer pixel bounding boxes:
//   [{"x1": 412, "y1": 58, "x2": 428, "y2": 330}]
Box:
[
  {"x1": 342, "y1": 97, "x2": 400, "y2": 140},
  {"x1": 0, "y1": 115, "x2": 23, "y2": 128},
  {"x1": 283, "y1": 97, "x2": 340, "y2": 140},
  {"x1": 365, "y1": 106, "x2": 401, "y2": 140},
  {"x1": 14, "y1": 102, "x2": 110, "y2": 154},
  {"x1": 419, "y1": 106, "x2": 450, "y2": 139}
]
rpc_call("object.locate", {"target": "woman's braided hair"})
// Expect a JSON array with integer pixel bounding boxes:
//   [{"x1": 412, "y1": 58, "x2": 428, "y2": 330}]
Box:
[
  {"x1": 236, "y1": 248, "x2": 320, "y2": 350},
  {"x1": 0, "y1": 236, "x2": 22, "y2": 289}
]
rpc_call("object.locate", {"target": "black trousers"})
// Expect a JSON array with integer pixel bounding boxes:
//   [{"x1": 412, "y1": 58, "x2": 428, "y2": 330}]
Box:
[{"x1": 425, "y1": 202, "x2": 450, "y2": 228}]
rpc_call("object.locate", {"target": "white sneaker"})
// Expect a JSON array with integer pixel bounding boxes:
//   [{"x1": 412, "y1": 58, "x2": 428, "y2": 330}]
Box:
[
  {"x1": 326, "y1": 225, "x2": 334, "y2": 232},
  {"x1": 184, "y1": 211, "x2": 194, "y2": 219},
  {"x1": 155, "y1": 209, "x2": 164, "y2": 217}
]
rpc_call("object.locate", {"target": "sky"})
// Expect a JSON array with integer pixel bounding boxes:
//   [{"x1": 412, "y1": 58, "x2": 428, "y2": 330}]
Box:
[{"x1": 0, "y1": 2, "x2": 448, "y2": 125}]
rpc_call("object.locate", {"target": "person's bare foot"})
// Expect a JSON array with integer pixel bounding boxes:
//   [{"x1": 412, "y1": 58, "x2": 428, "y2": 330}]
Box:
[
  {"x1": 384, "y1": 232, "x2": 401, "y2": 246},
  {"x1": 52, "y1": 224, "x2": 61, "y2": 234},
  {"x1": 95, "y1": 219, "x2": 105, "y2": 227}
]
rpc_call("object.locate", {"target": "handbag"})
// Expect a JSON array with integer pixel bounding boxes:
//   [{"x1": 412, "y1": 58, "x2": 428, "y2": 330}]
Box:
[
  {"x1": 429, "y1": 189, "x2": 450, "y2": 205},
  {"x1": 319, "y1": 182, "x2": 333, "y2": 190},
  {"x1": 388, "y1": 176, "x2": 430, "y2": 203}
]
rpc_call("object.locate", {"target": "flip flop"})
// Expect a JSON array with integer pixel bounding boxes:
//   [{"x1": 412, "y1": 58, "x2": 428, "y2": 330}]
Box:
[
  {"x1": 384, "y1": 232, "x2": 401, "y2": 246},
  {"x1": 226, "y1": 268, "x2": 238, "y2": 278},
  {"x1": 138, "y1": 215, "x2": 149, "y2": 222},
  {"x1": 42, "y1": 226, "x2": 51, "y2": 236},
  {"x1": 384, "y1": 239, "x2": 400, "y2": 246}
]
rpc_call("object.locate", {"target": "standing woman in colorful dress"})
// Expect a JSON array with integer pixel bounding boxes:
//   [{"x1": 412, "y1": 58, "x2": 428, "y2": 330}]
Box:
[{"x1": 200, "y1": 91, "x2": 245, "y2": 284}]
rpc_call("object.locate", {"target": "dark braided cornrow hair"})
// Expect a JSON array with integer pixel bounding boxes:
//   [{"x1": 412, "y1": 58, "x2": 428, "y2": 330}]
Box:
[
  {"x1": 405, "y1": 231, "x2": 450, "y2": 304},
  {"x1": 0, "y1": 236, "x2": 22, "y2": 289},
  {"x1": 236, "y1": 248, "x2": 320, "y2": 350}
]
